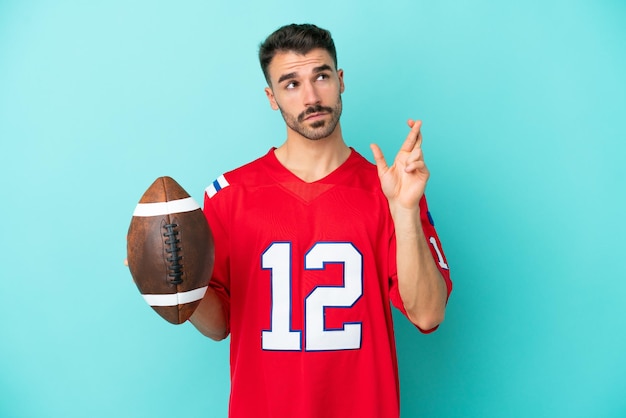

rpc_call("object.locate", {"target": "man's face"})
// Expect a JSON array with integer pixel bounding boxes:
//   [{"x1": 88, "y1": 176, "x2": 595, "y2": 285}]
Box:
[{"x1": 265, "y1": 48, "x2": 345, "y2": 141}]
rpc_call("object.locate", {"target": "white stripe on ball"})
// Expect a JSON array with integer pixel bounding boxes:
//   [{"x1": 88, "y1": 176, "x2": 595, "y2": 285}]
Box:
[
  {"x1": 133, "y1": 197, "x2": 200, "y2": 217},
  {"x1": 142, "y1": 286, "x2": 208, "y2": 307}
]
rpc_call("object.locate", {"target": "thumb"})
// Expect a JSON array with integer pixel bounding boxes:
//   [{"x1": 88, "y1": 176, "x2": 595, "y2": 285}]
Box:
[{"x1": 370, "y1": 143, "x2": 388, "y2": 177}]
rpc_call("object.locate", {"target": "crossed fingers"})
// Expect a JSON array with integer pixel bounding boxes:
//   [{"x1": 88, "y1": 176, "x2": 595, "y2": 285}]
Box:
[{"x1": 401, "y1": 119, "x2": 426, "y2": 174}]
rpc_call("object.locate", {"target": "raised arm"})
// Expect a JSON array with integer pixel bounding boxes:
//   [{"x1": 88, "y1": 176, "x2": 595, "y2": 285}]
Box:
[{"x1": 370, "y1": 119, "x2": 449, "y2": 331}]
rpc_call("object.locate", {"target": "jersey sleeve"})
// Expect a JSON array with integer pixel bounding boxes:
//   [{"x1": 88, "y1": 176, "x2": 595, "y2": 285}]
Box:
[
  {"x1": 389, "y1": 195, "x2": 452, "y2": 334},
  {"x1": 202, "y1": 182, "x2": 232, "y2": 336}
]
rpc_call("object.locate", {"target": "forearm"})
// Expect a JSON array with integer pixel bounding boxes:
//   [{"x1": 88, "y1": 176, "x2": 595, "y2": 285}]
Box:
[
  {"x1": 393, "y1": 206, "x2": 448, "y2": 331},
  {"x1": 189, "y1": 287, "x2": 229, "y2": 341}
]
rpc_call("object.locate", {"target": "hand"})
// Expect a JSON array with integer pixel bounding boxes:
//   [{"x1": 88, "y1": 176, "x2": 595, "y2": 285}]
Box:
[{"x1": 370, "y1": 119, "x2": 429, "y2": 212}]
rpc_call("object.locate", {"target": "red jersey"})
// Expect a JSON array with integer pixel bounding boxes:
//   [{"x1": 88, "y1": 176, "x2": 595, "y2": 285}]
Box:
[{"x1": 203, "y1": 148, "x2": 452, "y2": 418}]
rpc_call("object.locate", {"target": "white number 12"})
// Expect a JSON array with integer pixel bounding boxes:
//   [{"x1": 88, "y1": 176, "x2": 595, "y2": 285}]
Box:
[{"x1": 261, "y1": 242, "x2": 363, "y2": 352}]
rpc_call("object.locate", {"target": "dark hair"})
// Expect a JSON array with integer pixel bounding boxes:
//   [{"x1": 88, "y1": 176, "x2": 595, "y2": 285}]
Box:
[{"x1": 258, "y1": 23, "x2": 337, "y2": 85}]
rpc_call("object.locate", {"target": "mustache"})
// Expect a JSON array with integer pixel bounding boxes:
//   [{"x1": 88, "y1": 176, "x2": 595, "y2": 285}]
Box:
[{"x1": 297, "y1": 105, "x2": 334, "y2": 122}]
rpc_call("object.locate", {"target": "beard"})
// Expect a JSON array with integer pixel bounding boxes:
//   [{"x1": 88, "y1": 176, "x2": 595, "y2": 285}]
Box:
[{"x1": 278, "y1": 95, "x2": 343, "y2": 140}]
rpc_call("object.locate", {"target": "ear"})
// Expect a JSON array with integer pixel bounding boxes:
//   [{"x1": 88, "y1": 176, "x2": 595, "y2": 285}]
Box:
[
  {"x1": 265, "y1": 87, "x2": 279, "y2": 111},
  {"x1": 337, "y1": 69, "x2": 345, "y2": 94}
]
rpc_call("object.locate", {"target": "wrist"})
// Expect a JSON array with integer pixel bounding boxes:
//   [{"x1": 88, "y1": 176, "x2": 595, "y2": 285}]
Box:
[{"x1": 389, "y1": 204, "x2": 423, "y2": 238}]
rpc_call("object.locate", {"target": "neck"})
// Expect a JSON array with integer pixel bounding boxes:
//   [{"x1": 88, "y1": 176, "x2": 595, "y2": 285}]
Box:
[{"x1": 275, "y1": 123, "x2": 351, "y2": 183}]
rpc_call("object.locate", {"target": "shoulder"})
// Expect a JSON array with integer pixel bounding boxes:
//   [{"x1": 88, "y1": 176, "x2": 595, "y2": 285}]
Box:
[
  {"x1": 343, "y1": 148, "x2": 384, "y2": 192},
  {"x1": 205, "y1": 149, "x2": 274, "y2": 199}
]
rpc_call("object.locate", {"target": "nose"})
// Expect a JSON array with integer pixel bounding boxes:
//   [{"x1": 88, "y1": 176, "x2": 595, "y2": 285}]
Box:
[{"x1": 302, "y1": 80, "x2": 321, "y2": 107}]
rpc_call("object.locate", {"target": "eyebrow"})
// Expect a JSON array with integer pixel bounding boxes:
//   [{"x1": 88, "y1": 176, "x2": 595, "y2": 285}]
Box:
[{"x1": 277, "y1": 64, "x2": 333, "y2": 85}]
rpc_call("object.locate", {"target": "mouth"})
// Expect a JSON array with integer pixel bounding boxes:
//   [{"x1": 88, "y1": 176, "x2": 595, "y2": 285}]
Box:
[
  {"x1": 304, "y1": 112, "x2": 328, "y2": 121},
  {"x1": 298, "y1": 105, "x2": 334, "y2": 123}
]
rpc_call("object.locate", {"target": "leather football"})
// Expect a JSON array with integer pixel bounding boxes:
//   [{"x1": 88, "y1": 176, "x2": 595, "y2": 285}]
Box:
[{"x1": 127, "y1": 176, "x2": 214, "y2": 324}]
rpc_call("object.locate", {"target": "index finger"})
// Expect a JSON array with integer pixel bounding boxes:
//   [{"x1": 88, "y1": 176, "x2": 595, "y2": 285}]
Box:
[{"x1": 400, "y1": 119, "x2": 422, "y2": 152}]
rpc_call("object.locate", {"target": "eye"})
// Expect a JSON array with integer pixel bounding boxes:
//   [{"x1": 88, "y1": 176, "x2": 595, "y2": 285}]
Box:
[
  {"x1": 316, "y1": 73, "x2": 329, "y2": 81},
  {"x1": 285, "y1": 81, "x2": 298, "y2": 90}
]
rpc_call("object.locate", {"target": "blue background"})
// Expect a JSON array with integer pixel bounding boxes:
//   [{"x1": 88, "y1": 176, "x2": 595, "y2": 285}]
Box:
[{"x1": 1, "y1": 1, "x2": 625, "y2": 417}]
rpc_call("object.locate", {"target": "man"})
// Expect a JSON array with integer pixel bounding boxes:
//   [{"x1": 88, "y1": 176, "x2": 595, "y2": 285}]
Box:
[{"x1": 190, "y1": 23, "x2": 452, "y2": 418}]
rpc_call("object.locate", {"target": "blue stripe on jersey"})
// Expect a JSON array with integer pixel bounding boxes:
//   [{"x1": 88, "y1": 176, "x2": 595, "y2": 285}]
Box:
[
  {"x1": 206, "y1": 174, "x2": 230, "y2": 198},
  {"x1": 212, "y1": 179, "x2": 222, "y2": 193},
  {"x1": 427, "y1": 211, "x2": 435, "y2": 226}
]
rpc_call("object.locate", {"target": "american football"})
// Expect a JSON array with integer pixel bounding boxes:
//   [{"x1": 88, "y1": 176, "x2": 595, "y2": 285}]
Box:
[{"x1": 127, "y1": 176, "x2": 214, "y2": 324}]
